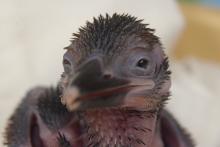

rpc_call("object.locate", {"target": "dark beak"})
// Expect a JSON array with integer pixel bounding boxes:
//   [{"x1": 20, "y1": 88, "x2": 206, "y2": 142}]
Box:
[
  {"x1": 72, "y1": 58, "x2": 130, "y2": 97},
  {"x1": 61, "y1": 58, "x2": 154, "y2": 111}
]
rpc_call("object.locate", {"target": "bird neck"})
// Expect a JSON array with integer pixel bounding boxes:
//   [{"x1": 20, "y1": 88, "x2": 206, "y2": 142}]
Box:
[{"x1": 79, "y1": 108, "x2": 158, "y2": 147}]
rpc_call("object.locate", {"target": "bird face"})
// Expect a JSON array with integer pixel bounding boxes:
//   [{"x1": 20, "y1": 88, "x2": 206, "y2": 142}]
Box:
[{"x1": 59, "y1": 15, "x2": 171, "y2": 112}]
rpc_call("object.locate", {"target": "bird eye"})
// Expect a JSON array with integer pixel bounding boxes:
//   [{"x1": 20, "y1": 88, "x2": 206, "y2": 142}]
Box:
[
  {"x1": 63, "y1": 58, "x2": 72, "y2": 73},
  {"x1": 63, "y1": 50, "x2": 76, "y2": 74},
  {"x1": 136, "y1": 58, "x2": 149, "y2": 69},
  {"x1": 116, "y1": 49, "x2": 155, "y2": 78},
  {"x1": 127, "y1": 55, "x2": 153, "y2": 77},
  {"x1": 63, "y1": 58, "x2": 71, "y2": 66}
]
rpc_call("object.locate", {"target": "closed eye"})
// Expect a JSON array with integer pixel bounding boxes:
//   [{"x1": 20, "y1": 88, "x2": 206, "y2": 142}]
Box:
[{"x1": 63, "y1": 59, "x2": 71, "y2": 66}]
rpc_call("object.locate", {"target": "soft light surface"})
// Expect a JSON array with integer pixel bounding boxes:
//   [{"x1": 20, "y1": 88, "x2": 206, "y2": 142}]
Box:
[{"x1": 169, "y1": 58, "x2": 220, "y2": 147}]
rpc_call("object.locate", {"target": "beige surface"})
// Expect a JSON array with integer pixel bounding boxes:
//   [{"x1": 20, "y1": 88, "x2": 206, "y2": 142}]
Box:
[
  {"x1": 172, "y1": 4, "x2": 220, "y2": 63},
  {"x1": 170, "y1": 4, "x2": 220, "y2": 147}
]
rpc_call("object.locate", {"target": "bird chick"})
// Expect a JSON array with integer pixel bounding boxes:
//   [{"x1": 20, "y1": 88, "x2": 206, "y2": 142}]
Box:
[{"x1": 4, "y1": 14, "x2": 194, "y2": 147}]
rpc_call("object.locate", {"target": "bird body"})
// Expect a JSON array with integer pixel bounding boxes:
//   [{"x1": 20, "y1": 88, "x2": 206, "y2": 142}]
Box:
[{"x1": 4, "y1": 14, "x2": 194, "y2": 147}]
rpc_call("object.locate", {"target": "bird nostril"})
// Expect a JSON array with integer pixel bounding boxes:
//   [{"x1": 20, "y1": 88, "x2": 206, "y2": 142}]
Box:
[{"x1": 103, "y1": 74, "x2": 112, "y2": 80}]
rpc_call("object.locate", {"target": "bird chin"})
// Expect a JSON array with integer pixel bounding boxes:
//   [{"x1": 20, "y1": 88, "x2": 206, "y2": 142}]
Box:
[{"x1": 78, "y1": 107, "x2": 158, "y2": 147}]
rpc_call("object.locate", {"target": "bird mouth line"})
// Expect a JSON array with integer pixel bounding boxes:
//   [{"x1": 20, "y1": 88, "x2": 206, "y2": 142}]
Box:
[{"x1": 75, "y1": 84, "x2": 151, "y2": 101}]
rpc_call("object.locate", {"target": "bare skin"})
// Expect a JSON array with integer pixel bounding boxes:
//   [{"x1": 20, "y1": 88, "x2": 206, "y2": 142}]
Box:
[{"x1": 4, "y1": 14, "x2": 194, "y2": 147}]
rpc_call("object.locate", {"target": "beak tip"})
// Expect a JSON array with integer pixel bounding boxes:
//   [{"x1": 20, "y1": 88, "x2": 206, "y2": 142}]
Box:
[
  {"x1": 66, "y1": 101, "x2": 81, "y2": 111},
  {"x1": 61, "y1": 86, "x2": 81, "y2": 111}
]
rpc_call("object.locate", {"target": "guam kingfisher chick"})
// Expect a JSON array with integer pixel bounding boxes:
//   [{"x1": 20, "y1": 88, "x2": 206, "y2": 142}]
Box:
[{"x1": 5, "y1": 14, "x2": 194, "y2": 147}]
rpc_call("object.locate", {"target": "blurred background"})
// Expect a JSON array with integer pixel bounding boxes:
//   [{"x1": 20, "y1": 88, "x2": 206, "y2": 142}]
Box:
[{"x1": 0, "y1": 0, "x2": 220, "y2": 146}]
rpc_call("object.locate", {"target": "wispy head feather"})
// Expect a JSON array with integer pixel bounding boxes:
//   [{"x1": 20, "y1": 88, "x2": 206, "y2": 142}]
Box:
[{"x1": 68, "y1": 13, "x2": 159, "y2": 58}]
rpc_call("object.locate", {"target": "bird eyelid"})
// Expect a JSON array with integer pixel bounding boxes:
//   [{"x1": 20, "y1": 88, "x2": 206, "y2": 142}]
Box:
[
  {"x1": 120, "y1": 55, "x2": 155, "y2": 78},
  {"x1": 63, "y1": 50, "x2": 77, "y2": 65},
  {"x1": 63, "y1": 50, "x2": 78, "y2": 73}
]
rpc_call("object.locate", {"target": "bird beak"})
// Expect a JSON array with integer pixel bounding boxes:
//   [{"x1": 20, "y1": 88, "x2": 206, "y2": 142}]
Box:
[{"x1": 61, "y1": 57, "x2": 155, "y2": 111}]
